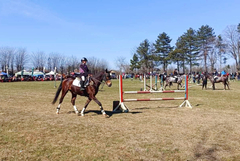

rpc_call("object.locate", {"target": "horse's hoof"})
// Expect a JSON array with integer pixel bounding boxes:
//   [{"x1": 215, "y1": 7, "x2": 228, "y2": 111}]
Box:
[
  {"x1": 103, "y1": 114, "x2": 109, "y2": 118},
  {"x1": 75, "y1": 111, "x2": 79, "y2": 114},
  {"x1": 56, "y1": 112, "x2": 59, "y2": 114},
  {"x1": 81, "y1": 113, "x2": 84, "y2": 116}
]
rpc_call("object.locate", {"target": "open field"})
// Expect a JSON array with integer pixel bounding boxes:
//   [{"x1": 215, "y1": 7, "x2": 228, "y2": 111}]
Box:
[{"x1": 1, "y1": 79, "x2": 240, "y2": 160}]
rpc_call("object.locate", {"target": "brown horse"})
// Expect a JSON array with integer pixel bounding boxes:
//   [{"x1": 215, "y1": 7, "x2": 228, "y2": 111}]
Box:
[
  {"x1": 52, "y1": 69, "x2": 112, "y2": 117},
  {"x1": 206, "y1": 73, "x2": 230, "y2": 90}
]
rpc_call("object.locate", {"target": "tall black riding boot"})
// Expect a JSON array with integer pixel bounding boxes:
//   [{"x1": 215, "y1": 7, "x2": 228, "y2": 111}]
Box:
[{"x1": 80, "y1": 81, "x2": 85, "y2": 90}]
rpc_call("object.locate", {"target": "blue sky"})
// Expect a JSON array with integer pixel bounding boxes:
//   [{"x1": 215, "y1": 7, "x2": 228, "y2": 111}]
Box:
[{"x1": 0, "y1": 0, "x2": 239, "y2": 69}]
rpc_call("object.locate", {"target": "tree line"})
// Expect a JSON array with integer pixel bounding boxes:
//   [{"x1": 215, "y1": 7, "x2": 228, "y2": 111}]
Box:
[
  {"x1": 130, "y1": 24, "x2": 240, "y2": 74},
  {"x1": 1, "y1": 24, "x2": 240, "y2": 75},
  {"x1": 0, "y1": 48, "x2": 109, "y2": 75}
]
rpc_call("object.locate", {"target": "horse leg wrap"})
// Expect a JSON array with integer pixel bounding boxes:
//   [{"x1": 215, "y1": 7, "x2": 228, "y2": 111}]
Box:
[
  {"x1": 73, "y1": 105, "x2": 78, "y2": 114},
  {"x1": 101, "y1": 109, "x2": 106, "y2": 115},
  {"x1": 56, "y1": 104, "x2": 61, "y2": 114},
  {"x1": 81, "y1": 108, "x2": 86, "y2": 116}
]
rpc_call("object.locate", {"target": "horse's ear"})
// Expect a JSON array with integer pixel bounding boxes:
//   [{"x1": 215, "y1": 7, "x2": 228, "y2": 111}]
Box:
[{"x1": 105, "y1": 69, "x2": 108, "y2": 73}]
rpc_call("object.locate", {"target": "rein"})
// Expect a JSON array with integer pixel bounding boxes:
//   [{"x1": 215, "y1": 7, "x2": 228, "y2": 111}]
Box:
[{"x1": 90, "y1": 73, "x2": 107, "y2": 85}]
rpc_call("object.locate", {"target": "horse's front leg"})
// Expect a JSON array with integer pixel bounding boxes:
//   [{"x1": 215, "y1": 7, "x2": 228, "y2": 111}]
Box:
[
  {"x1": 92, "y1": 96, "x2": 109, "y2": 118},
  {"x1": 177, "y1": 83, "x2": 180, "y2": 90},
  {"x1": 80, "y1": 98, "x2": 92, "y2": 116},
  {"x1": 164, "y1": 83, "x2": 168, "y2": 89},
  {"x1": 71, "y1": 94, "x2": 79, "y2": 114}
]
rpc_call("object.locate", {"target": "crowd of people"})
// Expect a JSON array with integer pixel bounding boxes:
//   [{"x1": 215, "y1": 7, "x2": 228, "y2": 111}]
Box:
[{"x1": 121, "y1": 68, "x2": 240, "y2": 84}]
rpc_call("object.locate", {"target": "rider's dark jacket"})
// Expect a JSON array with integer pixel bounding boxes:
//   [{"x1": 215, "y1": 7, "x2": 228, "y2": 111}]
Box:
[{"x1": 79, "y1": 63, "x2": 90, "y2": 77}]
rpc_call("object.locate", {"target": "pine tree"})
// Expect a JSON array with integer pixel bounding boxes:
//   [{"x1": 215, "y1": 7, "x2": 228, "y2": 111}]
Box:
[
  {"x1": 197, "y1": 25, "x2": 216, "y2": 72},
  {"x1": 215, "y1": 35, "x2": 227, "y2": 71},
  {"x1": 130, "y1": 53, "x2": 141, "y2": 73},
  {"x1": 153, "y1": 32, "x2": 173, "y2": 71},
  {"x1": 169, "y1": 36, "x2": 187, "y2": 73},
  {"x1": 182, "y1": 28, "x2": 200, "y2": 73},
  {"x1": 135, "y1": 39, "x2": 152, "y2": 73}
]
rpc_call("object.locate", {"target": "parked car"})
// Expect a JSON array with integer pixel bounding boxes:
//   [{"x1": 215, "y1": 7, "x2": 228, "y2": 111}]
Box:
[{"x1": 110, "y1": 73, "x2": 117, "y2": 79}]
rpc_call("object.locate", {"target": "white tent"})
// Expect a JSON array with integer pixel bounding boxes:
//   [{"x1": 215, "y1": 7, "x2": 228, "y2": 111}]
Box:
[
  {"x1": 32, "y1": 71, "x2": 44, "y2": 77},
  {"x1": 15, "y1": 70, "x2": 31, "y2": 77},
  {"x1": 45, "y1": 71, "x2": 56, "y2": 75}
]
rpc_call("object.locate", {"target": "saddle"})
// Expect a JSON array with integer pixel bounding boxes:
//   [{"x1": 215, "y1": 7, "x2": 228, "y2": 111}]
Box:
[
  {"x1": 169, "y1": 77, "x2": 178, "y2": 83},
  {"x1": 72, "y1": 76, "x2": 92, "y2": 87}
]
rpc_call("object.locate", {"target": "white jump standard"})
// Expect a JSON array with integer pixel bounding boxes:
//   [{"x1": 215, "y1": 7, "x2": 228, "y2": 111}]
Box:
[{"x1": 114, "y1": 75, "x2": 192, "y2": 112}]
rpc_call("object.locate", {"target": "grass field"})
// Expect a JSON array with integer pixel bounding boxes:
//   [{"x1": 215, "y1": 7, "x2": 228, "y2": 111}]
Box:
[{"x1": 1, "y1": 78, "x2": 240, "y2": 161}]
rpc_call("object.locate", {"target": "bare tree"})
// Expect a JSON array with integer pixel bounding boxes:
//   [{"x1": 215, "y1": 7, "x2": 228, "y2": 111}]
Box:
[
  {"x1": 97, "y1": 58, "x2": 109, "y2": 72},
  {"x1": 0, "y1": 47, "x2": 8, "y2": 72},
  {"x1": 208, "y1": 48, "x2": 218, "y2": 72},
  {"x1": 0, "y1": 47, "x2": 16, "y2": 74},
  {"x1": 47, "y1": 56, "x2": 52, "y2": 71},
  {"x1": 59, "y1": 55, "x2": 67, "y2": 74},
  {"x1": 15, "y1": 48, "x2": 28, "y2": 71},
  {"x1": 31, "y1": 51, "x2": 46, "y2": 71},
  {"x1": 66, "y1": 55, "x2": 79, "y2": 74},
  {"x1": 49, "y1": 52, "x2": 61, "y2": 72},
  {"x1": 87, "y1": 57, "x2": 109, "y2": 75},
  {"x1": 8, "y1": 48, "x2": 15, "y2": 75},
  {"x1": 115, "y1": 56, "x2": 128, "y2": 74},
  {"x1": 224, "y1": 25, "x2": 240, "y2": 70}
]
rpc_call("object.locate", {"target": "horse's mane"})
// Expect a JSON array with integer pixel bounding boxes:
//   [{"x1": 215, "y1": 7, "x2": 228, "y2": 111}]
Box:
[{"x1": 92, "y1": 71, "x2": 104, "y2": 79}]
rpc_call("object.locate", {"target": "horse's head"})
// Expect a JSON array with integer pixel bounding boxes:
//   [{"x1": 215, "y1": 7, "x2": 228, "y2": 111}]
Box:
[{"x1": 103, "y1": 69, "x2": 112, "y2": 87}]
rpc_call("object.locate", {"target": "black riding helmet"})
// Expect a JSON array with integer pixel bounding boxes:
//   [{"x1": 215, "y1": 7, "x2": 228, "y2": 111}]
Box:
[{"x1": 81, "y1": 57, "x2": 88, "y2": 62}]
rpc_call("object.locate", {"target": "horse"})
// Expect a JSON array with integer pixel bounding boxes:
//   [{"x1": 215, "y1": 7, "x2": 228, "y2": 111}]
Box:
[
  {"x1": 52, "y1": 69, "x2": 112, "y2": 117},
  {"x1": 164, "y1": 75, "x2": 184, "y2": 90},
  {"x1": 205, "y1": 73, "x2": 230, "y2": 90}
]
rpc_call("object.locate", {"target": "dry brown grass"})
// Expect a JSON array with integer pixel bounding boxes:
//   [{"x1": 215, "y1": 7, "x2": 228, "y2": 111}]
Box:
[{"x1": 0, "y1": 79, "x2": 240, "y2": 161}]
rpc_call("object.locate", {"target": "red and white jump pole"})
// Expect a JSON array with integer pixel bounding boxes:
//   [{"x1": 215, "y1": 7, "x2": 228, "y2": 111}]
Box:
[{"x1": 114, "y1": 75, "x2": 192, "y2": 112}]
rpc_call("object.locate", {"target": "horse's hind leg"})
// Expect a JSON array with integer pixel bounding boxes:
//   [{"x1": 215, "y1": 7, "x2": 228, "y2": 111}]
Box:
[
  {"x1": 56, "y1": 90, "x2": 68, "y2": 114},
  {"x1": 212, "y1": 83, "x2": 215, "y2": 90},
  {"x1": 71, "y1": 93, "x2": 79, "y2": 114}
]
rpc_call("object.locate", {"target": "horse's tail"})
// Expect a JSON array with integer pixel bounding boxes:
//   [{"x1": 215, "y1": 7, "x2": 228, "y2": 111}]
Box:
[{"x1": 52, "y1": 81, "x2": 62, "y2": 104}]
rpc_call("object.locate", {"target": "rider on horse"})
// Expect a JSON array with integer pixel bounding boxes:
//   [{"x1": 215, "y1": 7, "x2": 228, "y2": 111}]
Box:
[
  {"x1": 79, "y1": 57, "x2": 90, "y2": 90},
  {"x1": 174, "y1": 69, "x2": 178, "y2": 82},
  {"x1": 213, "y1": 68, "x2": 218, "y2": 82},
  {"x1": 163, "y1": 70, "x2": 167, "y2": 76}
]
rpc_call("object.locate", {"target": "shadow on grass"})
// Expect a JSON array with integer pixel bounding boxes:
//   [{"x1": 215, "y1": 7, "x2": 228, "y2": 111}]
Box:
[
  {"x1": 67, "y1": 110, "x2": 142, "y2": 117},
  {"x1": 157, "y1": 106, "x2": 179, "y2": 109},
  {"x1": 212, "y1": 88, "x2": 231, "y2": 90},
  {"x1": 132, "y1": 107, "x2": 150, "y2": 110}
]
